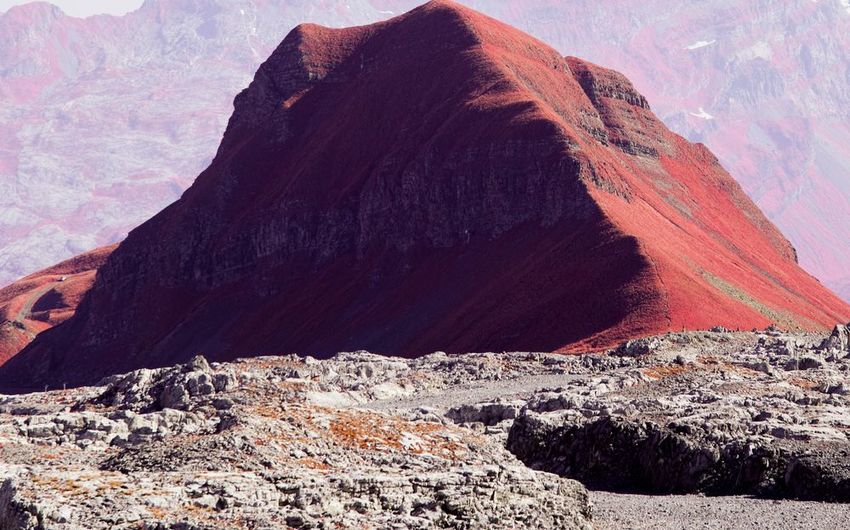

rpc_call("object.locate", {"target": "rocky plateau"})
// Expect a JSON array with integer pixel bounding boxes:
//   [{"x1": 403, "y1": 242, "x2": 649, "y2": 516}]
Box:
[{"x1": 2, "y1": 324, "x2": 850, "y2": 528}]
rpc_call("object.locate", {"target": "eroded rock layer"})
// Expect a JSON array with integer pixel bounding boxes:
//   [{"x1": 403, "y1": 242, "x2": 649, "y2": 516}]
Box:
[
  {"x1": 2, "y1": 327, "x2": 850, "y2": 528},
  {"x1": 0, "y1": 353, "x2": 592, "y2": 530}
]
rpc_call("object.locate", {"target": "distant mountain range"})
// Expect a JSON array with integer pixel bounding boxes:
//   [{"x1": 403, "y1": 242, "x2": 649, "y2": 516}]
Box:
[{"x1": 1, "y1": 0, "x2": 849, "y2": 302}]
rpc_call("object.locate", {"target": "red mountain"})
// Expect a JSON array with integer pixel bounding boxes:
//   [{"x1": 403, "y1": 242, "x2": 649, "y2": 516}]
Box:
[
  {"x1": 0, "y1": 245, "x2": 114, "y2": 367},
  {"x1": 1, "y1": 0, "x2": 847, "y2": 391}
]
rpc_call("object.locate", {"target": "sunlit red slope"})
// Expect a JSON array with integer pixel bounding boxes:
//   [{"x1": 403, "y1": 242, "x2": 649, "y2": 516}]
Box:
[
  {"x1": 1, "y1": 0, "x2": 847, "y2": 390},
  {"x1": 0, "y1": 244, "x2": 114, "y2": 366}
]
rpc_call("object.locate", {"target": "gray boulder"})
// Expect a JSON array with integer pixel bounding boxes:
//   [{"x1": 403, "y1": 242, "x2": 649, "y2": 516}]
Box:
[{"x1": 820, "y1": 323, "x2": 850, "y2": 353}]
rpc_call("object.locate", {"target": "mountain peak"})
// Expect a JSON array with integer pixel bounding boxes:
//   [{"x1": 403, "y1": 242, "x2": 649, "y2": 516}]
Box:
[
  {"x1": 416, "y1": 0, "x2": 478, "y2": 18},
  {"x1": 1, "y1": 2, "x2": 63, "y2": 24},
  {"x1": 1, "y1": 1, "x2": 847, "y2": 391}
]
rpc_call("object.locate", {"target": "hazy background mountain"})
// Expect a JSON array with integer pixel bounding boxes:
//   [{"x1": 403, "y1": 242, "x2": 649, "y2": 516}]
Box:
[
  {"x1": 0, "y1": 0, "x2": 142, "y2": 17},
  {"x1": 1, "y1": 0, "x2": 848, "y2": 300}
]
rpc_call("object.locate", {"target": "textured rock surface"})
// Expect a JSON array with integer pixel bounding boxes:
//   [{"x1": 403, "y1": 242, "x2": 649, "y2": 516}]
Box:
[
  {"x1": 502, "y1": 330, "x2": 850, "y2": 501},
  {"x1": 0, "y1": 245, "x2": 114, "y2": 367},
  {"x1": 820, "y1": 322, "x2": 850, "y2": 354},
  {"x1": 1, "y1": 329, "x2": 849, "y2": 528},
  {"x1": 3, "y1": 1, "x2": 847, "y2": 391},
  {"x1": 0, "y1": 353, "x2": 592, "y2": 529}
]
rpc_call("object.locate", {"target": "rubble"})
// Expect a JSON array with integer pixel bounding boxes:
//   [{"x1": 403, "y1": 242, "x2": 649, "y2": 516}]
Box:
[
  {"x1": 1, "y1": 328, "x2": 849, "y2": 528},
  {"x1": 0, "y1": 354, "x2": 592, "y2": 529}
]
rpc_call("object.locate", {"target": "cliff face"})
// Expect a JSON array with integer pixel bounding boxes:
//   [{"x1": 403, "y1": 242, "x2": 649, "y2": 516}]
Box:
[
  {"x1": 420, "y1": 0, "x2": 850, "y2": 302},
  {"x1": 1, "y1": 0, "x2": 847, "y2": 390}
]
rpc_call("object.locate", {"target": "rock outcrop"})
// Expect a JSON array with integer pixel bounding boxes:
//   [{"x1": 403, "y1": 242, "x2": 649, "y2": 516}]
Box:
[
  {"x1": 2, "y1": 328, "x2": 850, "y2": 527},
  {"x1": 0, "y1": 353, "x2": 593, "y2": 529},
  {"x1": 501, "y1": 330, "x2": 850, "y2": 501},
  {"x1": 820, "y1": 322, "x2": 850, "y2": 354},
  {"x1": 2, "y1": 1, "x2": 848, "y2": 391}
]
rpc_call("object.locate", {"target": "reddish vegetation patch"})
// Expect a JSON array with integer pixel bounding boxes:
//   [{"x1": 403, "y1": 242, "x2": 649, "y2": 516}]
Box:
[
  {"x1": 1, "y1": 0, "x2": 848, "y2": 390},
  {"x1": 642, "y1": 364, "x2": 692, "y2": 380},
  {"x1": 296, "y1": 457, "x2": 331, "y2": 471},
  {"x1": 788, "y1": 377, "x2": 819, "y2": 390},
  {"x1": 0, "y1": 245, "x2": 115, "y2": 366},
  {"x1": 696, "y1": 355, "x2": 763, "y2": 378},
  {"x1": 323, "y1": 409, "x2": 467, "y2": 459}
]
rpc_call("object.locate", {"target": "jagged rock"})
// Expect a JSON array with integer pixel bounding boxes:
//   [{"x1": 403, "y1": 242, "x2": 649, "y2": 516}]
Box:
[
  {"x1": 612, "y1": 337, "x2": 663, "y2": 357},
  {"x1": 820, "y1": 323, "x2": 850, "y2": 353},
  {"x1": 508, "y1": 414, "x2": 850, "y2": 501},
  {"x1": 445, "y1": 400, "x2": 525, "y2": 426},
  {"x1": 784, "y1": 356, "x2": 825, "y2": 371},
  {"x1": 0, "y1": 352, "x2": 593, "y2": 529},
  {"x1": 1, "y1": 328, "x2": 849, "y2": 527},
  {"x1": 494, "y1": 330, "x2": 850, "y2": 503},
  {"x1": 89, "y1": 355, "x2": 236, "y2": 413}
]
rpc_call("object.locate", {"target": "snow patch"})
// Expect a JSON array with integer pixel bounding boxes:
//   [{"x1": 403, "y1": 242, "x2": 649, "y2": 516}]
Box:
[
  {"x1": 690, "y1": 107, "x2": 714, "y2": 120},
  {"x1": 841, "y1": 0, "x2": 850, "y2": 13},
  {"x1": 685, "y1": 39, "x2": 716, "y2": 50}
]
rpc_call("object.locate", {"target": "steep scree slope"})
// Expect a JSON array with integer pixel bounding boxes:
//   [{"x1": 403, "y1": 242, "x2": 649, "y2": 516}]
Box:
[{"x1": 1, "y1": 1, "x2": 847, "y2": 390}]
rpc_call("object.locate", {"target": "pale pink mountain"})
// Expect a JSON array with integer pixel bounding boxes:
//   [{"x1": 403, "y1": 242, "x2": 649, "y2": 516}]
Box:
[{"x1": 1, "y1": 0, "x2": 849, "y2": 301}]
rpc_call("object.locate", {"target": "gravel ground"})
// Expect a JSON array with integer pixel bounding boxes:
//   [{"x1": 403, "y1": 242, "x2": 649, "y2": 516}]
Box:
[
  {"x1": 366, "y1": 371, "x2": 583, "y2": 413},
  {"x1": 591, "y1": 491, "x2": 850, "y2": 529},
  {"x1": 4, "y1": 331, "x2": 850, "y2": 528}
]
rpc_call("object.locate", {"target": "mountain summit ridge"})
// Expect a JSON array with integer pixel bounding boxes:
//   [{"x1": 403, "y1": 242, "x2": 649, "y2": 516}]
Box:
[{"x1": 1, "y1": 0, "x2": 847, "y2": 391}]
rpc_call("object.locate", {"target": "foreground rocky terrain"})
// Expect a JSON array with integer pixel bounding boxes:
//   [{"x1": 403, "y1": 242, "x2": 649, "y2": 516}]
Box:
[
  {"x1": 0, "y1": 354, "x2": 593, "y2": 529},
  {"x1": 1, "y1": 324, "x2": 849, "y2": 528}
]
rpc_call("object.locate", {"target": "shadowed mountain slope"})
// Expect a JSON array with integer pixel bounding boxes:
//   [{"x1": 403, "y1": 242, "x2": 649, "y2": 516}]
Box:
[{"x1": 1, "y1": 0, "x2": 847, "y2": 390}]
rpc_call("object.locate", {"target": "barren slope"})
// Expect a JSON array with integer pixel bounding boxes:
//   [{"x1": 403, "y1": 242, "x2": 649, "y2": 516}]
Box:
[{"x1": 0, "y1": 244, "x2": 114, "y2": 366}]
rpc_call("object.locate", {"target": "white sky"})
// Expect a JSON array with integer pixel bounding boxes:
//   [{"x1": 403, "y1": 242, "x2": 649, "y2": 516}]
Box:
[{"x1": 0, "y1": 0, "x2": 144, "y2": 17}]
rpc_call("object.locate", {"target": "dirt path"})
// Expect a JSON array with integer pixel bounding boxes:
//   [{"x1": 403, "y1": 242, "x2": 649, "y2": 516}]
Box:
[
  {"x1": 365, "y1": 372, "x2": 584, "y2": 413},
  {"x1": 590, "y1": 491, "x2": 850, "y2": 529},
  {"x1": 13, "y1": 282, "x2": 56, "y2": 322}
]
